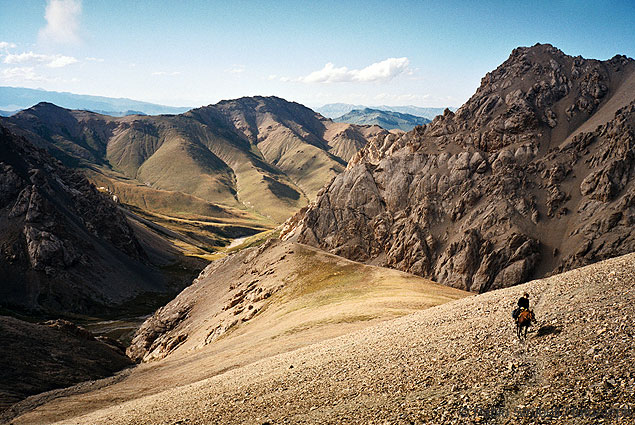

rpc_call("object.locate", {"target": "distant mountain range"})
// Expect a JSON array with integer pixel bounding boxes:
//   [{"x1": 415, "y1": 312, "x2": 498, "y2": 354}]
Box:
[
  {"x1": 315, "y1": 103, "x2": 455, "y2": 120},
  {"x1": 334, "y1": 108, "x2": 431, "y2": 131},
  {"x1": 0, "y1": 86, "x2": 192, "y2": 117},
  {"x1": 1, "y1": 97, "x2": 387, "y2": 224}
]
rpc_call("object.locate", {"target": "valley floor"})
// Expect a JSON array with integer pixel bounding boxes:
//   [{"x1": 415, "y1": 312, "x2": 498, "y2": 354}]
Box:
[{"x1": 6, "y1": 252, "x2": 635, "y2": 425}]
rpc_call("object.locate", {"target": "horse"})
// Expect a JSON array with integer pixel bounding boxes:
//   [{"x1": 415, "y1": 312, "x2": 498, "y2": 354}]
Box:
[{"x1": 516, "y1": 309, "x2": 535, "y2": 340}]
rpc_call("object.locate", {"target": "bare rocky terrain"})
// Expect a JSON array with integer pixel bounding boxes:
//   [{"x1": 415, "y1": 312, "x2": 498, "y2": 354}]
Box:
[
  {"x1": 2, "y1": 44, "x2": 634, "y2": 424},
  {"x1": 1, "y1": 239, "x2": 467, "y2": 424},
  {"x1": 284, "y1": 44, "x2": 635, "y2": 293},
  {"x1": 6, "y1": 251, "x2": 634, "y2": 424}
]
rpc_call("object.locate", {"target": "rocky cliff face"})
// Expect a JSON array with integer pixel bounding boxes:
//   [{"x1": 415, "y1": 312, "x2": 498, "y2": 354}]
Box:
[
  {"x1": 284, "y1": 44, "x2": 635, "y2": 292},
  {"x1": 0, "y1": 126, "x2": 170, "y2": 314}
]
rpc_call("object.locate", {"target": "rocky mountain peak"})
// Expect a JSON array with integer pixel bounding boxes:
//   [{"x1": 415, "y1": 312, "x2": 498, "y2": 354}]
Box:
[
  {"x1": 285, "y1": 46, "x2": 635, "y2": 293},
  {"x1": 352, "y1": 45, "x2": 633, "y2": 171}
]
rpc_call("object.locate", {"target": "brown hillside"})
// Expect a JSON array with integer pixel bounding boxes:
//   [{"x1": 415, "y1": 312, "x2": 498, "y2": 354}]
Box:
[
  {"x1": 0, "y1": 126, "x2": 198, "y2": 315},
  {"x1": 7, "y1": 252, "x2": 634, "y2": 424},
  {"x1": 3, "y1": 239, "x2": 468, "y2": 424},
  {"x1": 0, "y1": 317, "x2": 132, "y2": 412},
  {"x1": 3, "y1": 97, "x2": 387, "y2": 224}
]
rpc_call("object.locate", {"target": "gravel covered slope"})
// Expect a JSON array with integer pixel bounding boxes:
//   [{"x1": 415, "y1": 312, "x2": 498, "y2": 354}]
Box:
[{"x1": 16, "y1": 252, "x2": 634, "y2": 425}]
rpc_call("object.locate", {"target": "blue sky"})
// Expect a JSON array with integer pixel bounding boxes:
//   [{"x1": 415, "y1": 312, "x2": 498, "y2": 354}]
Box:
[{"x1": 0, "y1": 0, "x2": 633, "y2": 108}]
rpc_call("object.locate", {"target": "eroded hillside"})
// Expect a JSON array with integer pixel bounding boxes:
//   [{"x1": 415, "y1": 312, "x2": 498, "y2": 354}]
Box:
[
  {"x1": 2, "y1": 239, "x2": 468, "y2": 424},
  {"x1": 0, "y1": 126, "x2": 196, "y2": 315}
]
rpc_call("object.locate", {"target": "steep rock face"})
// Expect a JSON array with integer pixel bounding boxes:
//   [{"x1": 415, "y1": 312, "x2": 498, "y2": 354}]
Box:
[
  {"x1": 284, "y1": 45, "x2": 635, "y2": 292},
  {"x1": 0, "y1": 126, "x2": 169, "y2": 314}
]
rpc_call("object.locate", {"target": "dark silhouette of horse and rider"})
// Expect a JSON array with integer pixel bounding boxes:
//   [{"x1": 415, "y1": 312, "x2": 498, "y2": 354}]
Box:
[{"x1": 512, "y1": 292, "x2": 536, "y2": 339}]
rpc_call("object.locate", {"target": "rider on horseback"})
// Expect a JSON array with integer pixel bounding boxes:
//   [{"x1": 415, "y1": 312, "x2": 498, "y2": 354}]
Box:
[
  {"x1": 514, "y1": 293, "x2": 535, "y2": 339},
  {"x1": 512, "y1": 292, "x2": 530, "y2": 319}
]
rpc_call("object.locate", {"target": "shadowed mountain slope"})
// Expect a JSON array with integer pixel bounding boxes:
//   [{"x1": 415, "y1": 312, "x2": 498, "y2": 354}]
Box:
[
  {"x1": 6, "y1": 251, "x2": 634, "y2": 424},
  {"x1": 0, "y1": 317, "x2": 132, "y2": 412},
  {"x1": 2, "y1": 97, "x2": 387, "y2": 224},
  {"x1": 284, "y1": 44, "x2": 635, "y2": 292},
  {"x1": 334, "y1": 107, "x2": 431, "y2": 131},
  {"x1": 0, "y1": 125, "x2": 197, "y2": 315}
]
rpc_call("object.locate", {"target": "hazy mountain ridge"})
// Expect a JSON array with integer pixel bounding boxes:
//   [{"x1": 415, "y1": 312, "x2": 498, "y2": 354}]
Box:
[
  {"x1": 334, "y1": 107, "x2": 431, "y2": 131},
  {"x1": 285, "y1": 44, "x2": 635, "y2": 292},
  {"x1": 0, "y1": 86, "x2": 191, "y2": 117},
  {"x1": 316, "y1": 103, "x2": 453, "y2": 120}
]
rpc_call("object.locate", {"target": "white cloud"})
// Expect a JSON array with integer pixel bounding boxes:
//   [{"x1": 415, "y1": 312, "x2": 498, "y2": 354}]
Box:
[
  {"x1": 47, "y1": 55, "x2": 78, "y2": 68},
  {"x1": 0, "y1": 67, "x2": 46, "y2": 82},
  {"x1": 85, "y1": 57, "x2": 104, "y2": 62},
  {"x1": 0, "y1": 41, "x2": 17, "y2": 50},
  {"x1": 226, "y1": 64, "x2": 245, "y2": 74},
  {"x1": 302, "y1": 63, "x2": 350, "y2": 83},
  {"x1": 3, "y1": 52, "x2": 47, "y2": 64},
  {"x1": 300, "y1": 57, "x2": 410, "y2": 84},
  {"x1": 152, "y1": 71, "x2": 181, "y2": 76},
  {"x1": 3, "y1": 51, "x2": 78, "y2": 68},
  {"x1": 38, "y1": 0, "x2": 82, "y2": 44}
]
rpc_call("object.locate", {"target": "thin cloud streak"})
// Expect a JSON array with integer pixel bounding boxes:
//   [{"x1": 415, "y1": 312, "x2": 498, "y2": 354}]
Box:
[
  {"x1": 1, "y1": 67, "x2": 46, "y2": 82},
  {"x1": 3, "y1": 51, "x2": 78, "y2": 68},
  {"x1": 226, "y1": 65, "x2": 245, "y2": 74},
  {"x1": 152, "y1": 71, "x2": 181, "y2": 76},
  {"x1": 0, "y1": 41, "x2": 17, "y2": 50}
]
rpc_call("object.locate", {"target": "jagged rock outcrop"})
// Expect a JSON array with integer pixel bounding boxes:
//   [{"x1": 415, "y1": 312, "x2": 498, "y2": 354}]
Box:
[
  {"x1": 284, "y1": 44, "x2": 635, "y2": 292},
  {"x1": 0, "y1": 126, "x2": 171, "y2": 314}
]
